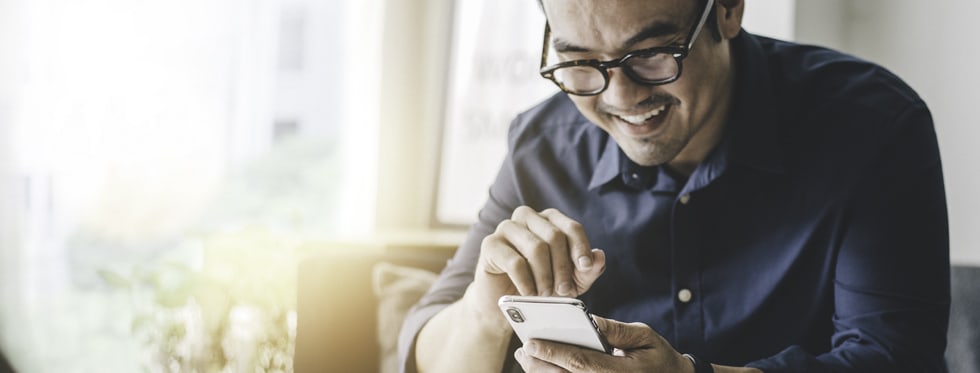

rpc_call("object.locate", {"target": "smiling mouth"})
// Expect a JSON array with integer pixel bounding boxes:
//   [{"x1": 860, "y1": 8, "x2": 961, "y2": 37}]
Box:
[
  {"x1": 612, "y1": 103, "x2": 672, "y2": 136},
  {"x1": 616, "y1": 104, "x2": 668, "y2": 125}
]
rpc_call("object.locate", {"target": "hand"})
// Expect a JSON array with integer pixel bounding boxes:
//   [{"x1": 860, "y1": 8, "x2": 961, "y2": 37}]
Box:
[
  {"x1": 513, "y1": 316, "x2": 693, "y2": 373},
  {"x1": 466, "y1": 206, "x2": 606, "y2": 331}
]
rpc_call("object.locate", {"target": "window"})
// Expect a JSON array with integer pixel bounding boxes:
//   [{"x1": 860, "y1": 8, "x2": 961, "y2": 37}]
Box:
[
  {"x1": 0, "y1": 0, "x2": 382, "y2": 371},
  {"x1": 435, "y1": 0, "x2": 557, "y2": 225}
]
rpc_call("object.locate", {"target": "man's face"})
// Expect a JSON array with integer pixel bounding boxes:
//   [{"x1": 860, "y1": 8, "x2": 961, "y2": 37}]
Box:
[{"x1": 541, "y1": 0, "x2": 734, "y2": 167}]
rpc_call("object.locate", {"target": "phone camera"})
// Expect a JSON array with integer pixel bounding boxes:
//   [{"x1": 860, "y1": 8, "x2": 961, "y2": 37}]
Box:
[{"x1": 506, "y1": 307, "x2": 525, "y2": 323}]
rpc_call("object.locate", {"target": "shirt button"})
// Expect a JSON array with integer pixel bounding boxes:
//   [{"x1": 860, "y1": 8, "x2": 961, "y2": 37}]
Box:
[
  {"x1": 679, "y1": 194, "x2": 691, "y2": 205},
  {"x1": 631, "y1": 172, "x2": 639, "y2": 180},
  {"x1": 677, "y1": 288, "x2": 693, "y2": 303}
]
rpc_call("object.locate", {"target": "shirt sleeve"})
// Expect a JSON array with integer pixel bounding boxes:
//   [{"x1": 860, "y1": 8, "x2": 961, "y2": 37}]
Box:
[
  {"x1": 746, "y1": 102, "x2": 950, "y2": 372},
  {"x1": 396, "y1": 120, "x2": 527, "y2": 373}
]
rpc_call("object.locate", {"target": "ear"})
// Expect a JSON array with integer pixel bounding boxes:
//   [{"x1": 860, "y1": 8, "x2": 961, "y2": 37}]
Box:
[{"x1": 715, "y1": 0, "x2": 744, "y2": 40}]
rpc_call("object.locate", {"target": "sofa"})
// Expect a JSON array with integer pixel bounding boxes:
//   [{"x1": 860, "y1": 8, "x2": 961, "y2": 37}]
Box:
[
  {"x1": 294, "y1": 245, "x2": 456, "y2": 373},
  {"x1": 293, "y1": 246, "x2": 980, "y2": 372}
]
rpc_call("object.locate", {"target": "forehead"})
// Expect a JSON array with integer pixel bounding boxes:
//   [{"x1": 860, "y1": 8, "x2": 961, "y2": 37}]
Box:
[{"x1": 541, "y1": 0, "x2": 694, "y2": 51}]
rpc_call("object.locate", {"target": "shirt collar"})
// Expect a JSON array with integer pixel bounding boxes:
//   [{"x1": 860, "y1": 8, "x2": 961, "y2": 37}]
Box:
[
  {"x1": 588, "y1": 31, "x2": 784, "y2": 192},
  {"x1": 588, "y1": 135, "x2": 622, "y2": 190},
  {"x1": 587, "y1": 136, "x2": 684, "y2": 193},
  {"x1": 723, "y1": 31, "x2": 785, "y2": 174}
]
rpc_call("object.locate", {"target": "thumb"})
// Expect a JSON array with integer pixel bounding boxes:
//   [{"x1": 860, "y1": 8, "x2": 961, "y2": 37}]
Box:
[
  {"x1": 573, "y1": 248, "x2": 606, "y2": 294},
  {"x1": 592, "y1": 316, "x2": 657, "y2": 349}
]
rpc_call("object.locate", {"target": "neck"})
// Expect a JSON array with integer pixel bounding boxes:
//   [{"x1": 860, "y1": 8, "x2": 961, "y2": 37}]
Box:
[{"x1": 667, "y1": 59, "x2": 734, "y2": 177}]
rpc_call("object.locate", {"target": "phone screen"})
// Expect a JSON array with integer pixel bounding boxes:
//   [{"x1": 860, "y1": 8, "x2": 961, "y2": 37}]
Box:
[{"x1": 497, "y1": 295, "x2": 611, "y2": 353}]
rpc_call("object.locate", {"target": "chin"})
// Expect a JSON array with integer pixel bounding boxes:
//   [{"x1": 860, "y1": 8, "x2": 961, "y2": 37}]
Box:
[
  {"x1": 623, "y1": 150, "x2": 668, "y2": 167},
  {"x1": 622, "y1": 139, "x2": 682, "y2": 167}
]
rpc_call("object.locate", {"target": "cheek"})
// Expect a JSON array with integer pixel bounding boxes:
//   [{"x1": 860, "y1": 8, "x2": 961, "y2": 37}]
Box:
[
  {"x1": 569, "y1": 96, "x2": 606, "y2": 125},
  {"x1": 671, "y1": 56, "x2": 726, "y2": 114}
]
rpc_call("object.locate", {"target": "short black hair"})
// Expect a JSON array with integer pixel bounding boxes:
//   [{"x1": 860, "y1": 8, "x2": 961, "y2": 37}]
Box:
[{"x1": 535, "y1": 0, "x2": 722, "y2": 41}]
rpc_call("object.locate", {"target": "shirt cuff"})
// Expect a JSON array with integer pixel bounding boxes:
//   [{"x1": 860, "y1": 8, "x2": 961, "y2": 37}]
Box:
[{"x1": 744, "y1": 345, "x2": 823, "y2": 373}]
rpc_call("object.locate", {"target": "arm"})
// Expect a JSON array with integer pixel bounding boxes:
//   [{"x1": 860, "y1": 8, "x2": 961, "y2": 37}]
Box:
[
  {"x1": 748, "y1": 102, "x2": 949, "y2": 372},
  {"x1": 398, "y1": 124, "x2": 606, "y2": 372},
  {"x1": 412, "y1": 207, "x2": 606, "y2": 372},
  {"x1": 415, "y1": 290, "x2": 513, "y2": 373}
]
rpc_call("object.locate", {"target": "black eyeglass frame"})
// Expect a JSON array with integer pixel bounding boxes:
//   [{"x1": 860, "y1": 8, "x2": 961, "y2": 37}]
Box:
[{"x1": 538, "y1": 0, "x2": 715, "y2": 96}]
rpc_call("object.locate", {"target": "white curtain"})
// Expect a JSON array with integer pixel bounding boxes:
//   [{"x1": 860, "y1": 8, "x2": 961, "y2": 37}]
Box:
[{"x1": 0, "y1": 0, "x2": 383, "y2": 370}]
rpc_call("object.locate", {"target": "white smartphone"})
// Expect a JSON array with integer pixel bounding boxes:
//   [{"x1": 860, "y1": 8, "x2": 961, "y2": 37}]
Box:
[{"x1": 497, "y1": 295, "x2": 611, "y2": 353}]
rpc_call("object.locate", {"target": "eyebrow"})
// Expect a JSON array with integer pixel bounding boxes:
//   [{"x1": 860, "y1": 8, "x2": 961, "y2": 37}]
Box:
[{"x1": 552, "y1": 20, "x2": 683, "y2": 53}]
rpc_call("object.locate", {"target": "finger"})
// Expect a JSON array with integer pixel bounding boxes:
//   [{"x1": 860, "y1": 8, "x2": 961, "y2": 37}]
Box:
[
  {"x1": 539, "y1": 209, "x2": 594, "y2": 272},
  {"x1": 515, "y1": 348, "x2": 569, "y2": 373},
  {"x1": 591, "y1": 316, "x2": 657, "y2": 349},
  {"x1": 507, "y1": 207, "x2": 556, "y2": 296},
  {"x1": 519, "y1": 209, "x2": 571, "y2": 296},
  {"x1": 480, "y1": 232, "x2": 537, "y2": 296},
  {"x1": 571, "y1": 248, "x2": 606, "y2": 296},
  {"x1": 524, "y1": 339, "x2": 606, "y2": 373}
]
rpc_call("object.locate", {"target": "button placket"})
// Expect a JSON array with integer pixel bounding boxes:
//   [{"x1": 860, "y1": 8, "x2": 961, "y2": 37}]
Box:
[
  {"x1": 677, "y1": 288, "x2": 693, "y2": 303},
  {"x1": 670, "y1": 189, "x2": 705, "y2": 353}
]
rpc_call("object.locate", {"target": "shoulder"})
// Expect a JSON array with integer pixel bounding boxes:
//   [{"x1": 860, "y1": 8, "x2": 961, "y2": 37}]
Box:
[
  {"x1": 757, "y1": 34, "x2": 927, "y2": 121},
  {"x1": 732, "y1": 34, "x2": 939, "y2": 188},
  {"x1": 747, "y1": 34, "x2": 933, "y2": 160}
]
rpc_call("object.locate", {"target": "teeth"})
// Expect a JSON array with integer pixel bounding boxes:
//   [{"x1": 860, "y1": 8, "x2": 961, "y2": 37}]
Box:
[{"x1": 618, "y1": 105, "x2": 667, "y2": 125}]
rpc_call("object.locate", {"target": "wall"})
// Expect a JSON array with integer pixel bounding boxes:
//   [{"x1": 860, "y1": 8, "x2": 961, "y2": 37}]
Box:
[
  {"x1": 741, "y1": 0, "x2": 795, "y2": 39},
  {"x1": 796, "y1": 0, "x2": 980, "y2": 265}
]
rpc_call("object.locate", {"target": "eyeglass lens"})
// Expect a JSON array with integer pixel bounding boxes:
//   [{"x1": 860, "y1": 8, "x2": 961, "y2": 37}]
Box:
[
  {"x1": 553, "y1": 66, "x2": 608, "y2": 93},
  {"x1": 551, "y1": 53, "x2": 679, "y2": 94}
]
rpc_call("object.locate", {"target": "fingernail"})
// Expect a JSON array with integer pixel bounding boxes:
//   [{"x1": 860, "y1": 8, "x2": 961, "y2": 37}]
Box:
[
  {"x1": 577, "y1": 255, "x2": 593, "y2": 270},
  {"x1": 524, "y1": 341, "x2": 538, "y2": 355},
  {"x1": 557, "y1": 282, "x2": 572, "y2": 295}
]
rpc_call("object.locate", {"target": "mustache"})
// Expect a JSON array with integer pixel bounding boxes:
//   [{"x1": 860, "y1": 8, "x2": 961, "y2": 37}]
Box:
[{"x1": 597, "y1": 94, "x2": 680, "y2": 116}]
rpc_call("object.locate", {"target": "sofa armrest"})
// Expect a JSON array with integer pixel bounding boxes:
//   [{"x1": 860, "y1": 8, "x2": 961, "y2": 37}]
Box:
[{"x1": 294, "y1": 248, "x2": 454, "y2": 373}]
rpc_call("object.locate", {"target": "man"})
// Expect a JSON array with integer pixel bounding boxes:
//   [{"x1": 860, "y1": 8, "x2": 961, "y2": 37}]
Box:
[{"x1": 400, "y1": 0, "x2": 950, "y2": 372}]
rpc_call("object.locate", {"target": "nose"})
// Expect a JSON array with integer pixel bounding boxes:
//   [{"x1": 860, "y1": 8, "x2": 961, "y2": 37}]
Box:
[{"x1": 601, "y1": 68, "x2": 648, "y2": 110}]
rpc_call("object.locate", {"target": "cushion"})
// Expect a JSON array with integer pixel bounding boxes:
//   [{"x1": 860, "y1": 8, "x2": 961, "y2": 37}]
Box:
[{"x1": 372, "y1": 262, "x2": 439, "y2": 373}]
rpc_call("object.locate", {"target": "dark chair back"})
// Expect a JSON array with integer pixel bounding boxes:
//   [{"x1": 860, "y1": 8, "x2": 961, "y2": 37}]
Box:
[{"x1": 947, "y1": 265, "x2": 980, "y2": 372}]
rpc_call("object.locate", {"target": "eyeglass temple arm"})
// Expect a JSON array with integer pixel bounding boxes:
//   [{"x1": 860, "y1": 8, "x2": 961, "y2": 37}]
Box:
[
  {"x1": 686, "y1": 0, "x2": 715, "y2": 51},
  {"x1": 540, "y1": 22, "x2": 551, "y2": 70}
]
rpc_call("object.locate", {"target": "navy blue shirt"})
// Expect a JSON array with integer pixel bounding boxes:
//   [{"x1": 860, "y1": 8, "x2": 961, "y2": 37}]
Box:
[{"x1": 399, "y1": 31, "x2": 950, "y2": 372}]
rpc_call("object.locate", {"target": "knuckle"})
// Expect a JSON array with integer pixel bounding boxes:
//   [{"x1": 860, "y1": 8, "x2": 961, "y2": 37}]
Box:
[
  {"x1": 539, "y1": 226, "x2": 563, "y2": 245},
  {"x1": 481, "y1": 233, "x2": 496, "y2": 245},
  {"x1": 512, "y1": 205, "x2": 534, "y2": 220},
  {"x1": 505, "y1": 255, "x2": 529, "y2": 272},
  {"x1": 527, "y1": 240, "x2": 550, "y2": 257},
  {"x1": 481, "y1": 233, "x2": 504, "y2": 249},
  {"x1": 564, "y1": 351, "x2": 589, "y2": 371},
  {"x1": 563, "y1": 220, "x2": 584, "y2": 234},
  {"x1": 628, "y1": 321, "x2": 648, "y2": 329},
  {"x1": 495, "y1": 219, "x2": 516, "y2": 232}
]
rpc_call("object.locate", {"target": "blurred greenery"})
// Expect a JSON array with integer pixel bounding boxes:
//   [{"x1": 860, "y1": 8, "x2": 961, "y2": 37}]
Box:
[
  {"x1": 100, "y1": 228, "x2": 298, "y2": 373},
  {"x1": 84, "y1": 135, "x2": 340, "y2": 372}
]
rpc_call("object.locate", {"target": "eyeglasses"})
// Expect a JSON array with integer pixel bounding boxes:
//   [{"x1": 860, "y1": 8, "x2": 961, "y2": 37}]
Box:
[{"x1": 539, "y1": 0, "x2": 715, "y2": 96}]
